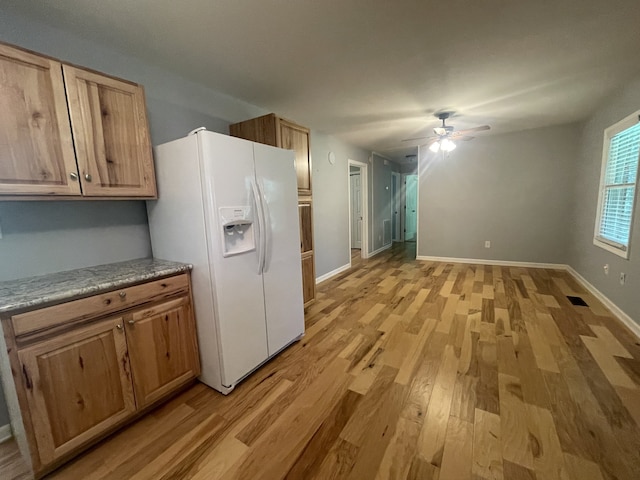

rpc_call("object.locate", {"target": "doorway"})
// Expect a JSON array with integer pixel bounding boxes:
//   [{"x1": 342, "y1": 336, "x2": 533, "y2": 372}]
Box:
[
  {"x1": 350, "y1": 166, "x2": 362, "y2": 249},
  {"x1": 403, "y1": 174, "x2": 418, "y2": 242},
  {"x1": 348, "y1": 159, "x2": 369, "y2": 264}
]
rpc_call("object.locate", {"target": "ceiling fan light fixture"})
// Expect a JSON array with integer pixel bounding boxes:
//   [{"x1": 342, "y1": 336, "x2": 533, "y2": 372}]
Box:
[
  {"x1": 440, "y1": 138, "x2": 456, "y2": 152},
  {"x1": 429, "y1": 141, "x2": 441, "y2": 153}
]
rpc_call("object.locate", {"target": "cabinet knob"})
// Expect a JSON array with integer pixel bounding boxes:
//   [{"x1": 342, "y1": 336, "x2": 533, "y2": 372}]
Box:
[
  {"x1": 69, "y1": 172, "x2": 78, "y2": 181},
  {"x1": 116, "y1": 324, "x2": 123, "y2": 330},
  {"x1": 119, "y1": 291, "x2": 126, "y2": 298},
  {"x1": 127, "y1": 320, "x2": 136, "y2": 325},
  {"x1": 84, "y1": 173, "x2": 92, "y2": 182}
]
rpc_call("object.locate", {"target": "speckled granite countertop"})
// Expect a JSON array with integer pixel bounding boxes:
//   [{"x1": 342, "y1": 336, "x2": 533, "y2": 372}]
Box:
[{"x1": 0, "y1": 258, "x2": 192, "y2": 314}]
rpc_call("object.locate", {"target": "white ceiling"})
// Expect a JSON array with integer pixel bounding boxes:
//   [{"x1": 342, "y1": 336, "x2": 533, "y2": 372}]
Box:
[{"x1": 6, "y1": 1, "x2": 640, "y2": 163}]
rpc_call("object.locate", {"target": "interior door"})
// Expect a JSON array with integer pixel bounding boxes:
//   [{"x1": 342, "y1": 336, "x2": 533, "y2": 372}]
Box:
[
  {"x1": 199, "y1": 132, "x2": 269, "y2": 387},
  {"x1": 350, "y1": 170, "x2": 362, "y2": 248},
  {"x1": 253, "y1": 142, "x2": 305, "y2": 356},
  {"x1": 404, "y1": 174, "x2": 418, "y2": 241}
]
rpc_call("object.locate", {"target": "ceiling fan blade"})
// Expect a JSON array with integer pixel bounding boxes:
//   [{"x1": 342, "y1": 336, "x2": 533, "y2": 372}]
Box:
[
  {"x1": 433, "y1": 127, "x2": 447, "y2": 135},
  {"x1": 451, "y1": 125, "x2": 490, "y2": 136},
  {"x1": 457, "y1": 136, "x2": 475, "y2": 141},
  {"x1": 402, "y1": 135, "x2": 428, "y2": 142}
]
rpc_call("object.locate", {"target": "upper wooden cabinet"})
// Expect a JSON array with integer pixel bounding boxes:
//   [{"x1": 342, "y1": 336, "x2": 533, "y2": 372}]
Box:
[
  {"x1": 0, "y1": 42, "x2": 156, "y2": 199},
  {"x1": 63, "y1": 65, "x2": 156, "y2": 197},
  {"x1": 0, "y1": 43, "x2": 80, "y2": 196},
  {"x1": 230, "y1": 113, "x2": 312, "y2": 196}
]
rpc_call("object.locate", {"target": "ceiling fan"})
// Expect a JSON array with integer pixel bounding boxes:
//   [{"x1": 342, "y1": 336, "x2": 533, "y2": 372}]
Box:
[{"x1": 403, "y1": 112, "x2": 490, "y2": 153}]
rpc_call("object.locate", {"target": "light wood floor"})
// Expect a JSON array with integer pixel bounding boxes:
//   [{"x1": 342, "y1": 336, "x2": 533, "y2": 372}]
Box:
[{"x1": 5, "y1": 243, "x2": 640, "y2": 479}]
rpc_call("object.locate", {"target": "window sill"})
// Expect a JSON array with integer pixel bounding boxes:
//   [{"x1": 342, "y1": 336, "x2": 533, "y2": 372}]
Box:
[{"x1": 593, "y1": 237, "x2": 630, "y2": 259}]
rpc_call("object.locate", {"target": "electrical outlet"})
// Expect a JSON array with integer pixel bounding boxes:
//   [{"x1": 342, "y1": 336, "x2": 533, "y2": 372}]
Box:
[
  {"x1": 484, "y1": 240, "x2": 491, "y2": 249},
  {"x1": 604, "y1": 264, "x2": 609, "y2": 275},
  {"x1": 620, "y1": 273, "x2": 626, "y2": 285}
]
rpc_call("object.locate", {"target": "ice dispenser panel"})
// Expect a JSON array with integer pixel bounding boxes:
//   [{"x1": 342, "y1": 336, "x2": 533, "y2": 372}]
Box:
[{"x1": 219, "y1": 206, "x2": 255, "y2": 257}]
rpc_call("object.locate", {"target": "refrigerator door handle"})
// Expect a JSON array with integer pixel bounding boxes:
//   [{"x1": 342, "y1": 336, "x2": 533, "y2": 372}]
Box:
[
  {"x1": 256, "y1": 180, "x2": 271, "y2": 273},
  {"x1": 250, "y1": 179, "x2": 266, "y2": 275}
]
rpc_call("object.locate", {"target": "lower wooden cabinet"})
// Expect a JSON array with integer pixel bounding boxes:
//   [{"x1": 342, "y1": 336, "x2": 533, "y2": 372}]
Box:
[
  {"x1": 301, "y1": 253, "x2": 316, "y2": 306},
  {"x1": 1, "y1": 272, "x2": 200, "y2": 478},
  {"x1": 17, "y1": 316, "x2": 136, "y2": 466},
  {"x1": 126, "y1": 296, "x2": 200, "y2": 408}
]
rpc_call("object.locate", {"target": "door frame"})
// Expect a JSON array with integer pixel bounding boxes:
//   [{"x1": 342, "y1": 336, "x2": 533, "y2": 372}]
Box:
[
  {"x1": 348, "y1": 159, "x2": 369, "y2": 262},
  {"x1": 391, "y1": 172, "x2": 402, "y2": 242},
  {"x1": 402, "y1": 173, "x2": 419, "y2": 243}
]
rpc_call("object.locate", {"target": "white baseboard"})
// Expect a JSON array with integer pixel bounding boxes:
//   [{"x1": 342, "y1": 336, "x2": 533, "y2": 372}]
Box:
[
  {"x1": 565, "y1": 266, "x2": 640, "y2": 339},
  {"x1": 0, "y1": 424, "x2": 11, "y2": 443},
  {"x1": 416, "y1": 255, "x2": 568, "y2": 270},
  {"x1": 316, "y1": 263, "x2": 351, "y2": 285},
  {"x1": 366, "y1": 243, "x2": 392, "y2": 259}
]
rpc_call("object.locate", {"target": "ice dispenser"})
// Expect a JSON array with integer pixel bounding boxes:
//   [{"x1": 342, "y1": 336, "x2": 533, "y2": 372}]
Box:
[{"x1": 219, "y1": 206, "x2": 255, "y2": 257}]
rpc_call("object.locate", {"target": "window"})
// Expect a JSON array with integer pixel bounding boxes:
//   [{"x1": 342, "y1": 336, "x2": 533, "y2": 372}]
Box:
[{"x1": 594, "y1": 111, "x2": 640, "y2": 258}]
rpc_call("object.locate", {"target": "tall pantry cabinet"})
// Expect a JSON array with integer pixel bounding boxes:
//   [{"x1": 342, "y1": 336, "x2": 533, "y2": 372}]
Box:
[{"x1": 230, "y1": 114, "x2": 316, "y2": 307}]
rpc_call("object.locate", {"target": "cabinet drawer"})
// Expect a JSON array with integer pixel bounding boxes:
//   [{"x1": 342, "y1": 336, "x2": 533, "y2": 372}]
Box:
[{"x1": 12, "y1": 274, "x2": 189, "y2": 337}]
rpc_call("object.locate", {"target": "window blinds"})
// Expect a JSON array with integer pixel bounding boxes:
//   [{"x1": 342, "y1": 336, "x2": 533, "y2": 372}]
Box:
[{"x1": 598, "y1": 122, "x2": 640, "y2": 248}]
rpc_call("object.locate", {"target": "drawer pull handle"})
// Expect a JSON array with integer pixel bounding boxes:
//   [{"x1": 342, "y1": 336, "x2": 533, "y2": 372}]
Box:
[
  {"x1": 119, "y1": 291, "x2": 127, "y2": 298},
  {"x1": 127, "y1": 320, "x2": 136, "y2": 325}
]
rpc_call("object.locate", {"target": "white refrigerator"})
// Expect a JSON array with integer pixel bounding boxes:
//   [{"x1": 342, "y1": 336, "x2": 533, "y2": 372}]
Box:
[{"x1": 147, "y1": 129, "x2": 305, "y2": 394}]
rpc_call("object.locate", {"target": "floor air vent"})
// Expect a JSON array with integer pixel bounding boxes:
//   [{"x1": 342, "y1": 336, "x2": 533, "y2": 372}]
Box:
[{"x1": 567, "y1": 295, "x2": 588, "y2": 307}]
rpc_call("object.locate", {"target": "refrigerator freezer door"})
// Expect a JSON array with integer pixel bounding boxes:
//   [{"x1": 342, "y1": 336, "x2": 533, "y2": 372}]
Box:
[
  {"x1": 253, "y1": 143, "x2": 305, "y2": 355},
  {"x1": 199, "y1": 132, "x2": 269, "y2": 387}
]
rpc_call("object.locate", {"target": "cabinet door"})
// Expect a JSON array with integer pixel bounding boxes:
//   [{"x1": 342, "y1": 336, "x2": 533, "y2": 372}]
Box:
[
  {"x1": 299, "y1": 201, "x2": 313, "y2": 254},
  {"x1": 278, "y1": 119, "x2": 312, "y2": 195},
  {"x1": 17, "y1": 317, "x2": 135, "y2": 466},
  {"x1": 0, "y1": 44, "x2": 80, "y2": 196},
  {"x1": 125, "y1": 297, "x2": 200, "y2": 408},
  {"x1": 301, "y1": 253, "x2": 316, "y2": 307},
  {"x1": 63, "y1": 65, "x2": 157, "y2": 197}
]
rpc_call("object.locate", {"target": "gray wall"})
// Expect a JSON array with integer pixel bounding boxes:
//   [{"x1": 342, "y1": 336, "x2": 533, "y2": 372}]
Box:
[
  {"x1": 311, "y1": 132, "x2": 370, "y2": 277},
  {"x1": 417, "y1": 124, "x2": 580, "y2": 263},
  {"x1": 568, "y1": 78, "x2": 640, "y2": 323}
]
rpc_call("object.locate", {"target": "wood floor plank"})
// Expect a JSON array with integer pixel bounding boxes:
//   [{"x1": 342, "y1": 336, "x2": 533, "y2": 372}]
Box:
[
  {"x1": 229, "y1": 357, "x2": 352, "y2": 480},
  {"x1": 563, "y1": 453, "x2": 604, "y2": 480},
  {"x1": 417, "y1": 344, "x2": 459, "y2": 467},
  {"x1": 498, "y1": 373, "x2": 534, "y2": 469},
  {"x1": 472, "y1": 408, "x2": 503, "y2": 480},
  {"x1": 285, "y1": 389, "x2": 362, "y2": 480},
  {"x1": 526, "y1": 404, "x2": 570, "y2": 480},
  {"x1": 375, "y1": 416, "x2": 422, "y2": 480},
  {"x1": 439, "y1": 416, "x2": 473, "y2": 480},
  {"x1": 395, "y1": 317, "x2": 436, "y2": 385}
]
